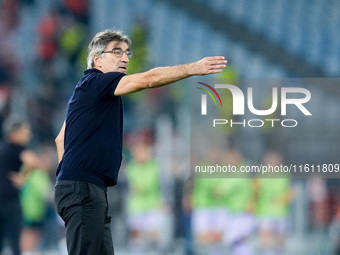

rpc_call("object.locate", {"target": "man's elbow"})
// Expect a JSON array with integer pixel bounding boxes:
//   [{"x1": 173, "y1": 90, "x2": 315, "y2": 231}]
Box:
[
  {"x1": 134, "y1": 69, "x2": 161, "y2": 89},
  {"x1": 55, "y1": 135, "x2": 63, "y2": 146},
  {"x1": 142, "y1": 72, "x2": 161, "y2": 88}
]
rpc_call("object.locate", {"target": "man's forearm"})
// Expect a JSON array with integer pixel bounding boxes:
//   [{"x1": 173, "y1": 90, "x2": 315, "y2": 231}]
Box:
[
  {"x1": 144, "y1": 63, "x2": 194, "y2": 88},
  {"x1": 144, "y1": 56, "x2": 227, "y2": 88},
  {"x1": 56, "y1": 140, "x2": 64, "y2": 163},
  {"x1": 55, "y1": 121, "x2": 66, "y2": 163}
]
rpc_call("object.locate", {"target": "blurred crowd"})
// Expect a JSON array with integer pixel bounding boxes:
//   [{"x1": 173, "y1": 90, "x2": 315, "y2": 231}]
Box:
[
  {"x1": 0, "y1": 0, "x2": 90, "y2": 145},
  {"x1": 1, "y1": 120, "x2": 340, "y2": 255},
  {"x1": 0, "y1": 0, "x2": 90, "y2": 254},
  {"x1": 108, "y1": 135, "x2": 340, "y2": 255}
]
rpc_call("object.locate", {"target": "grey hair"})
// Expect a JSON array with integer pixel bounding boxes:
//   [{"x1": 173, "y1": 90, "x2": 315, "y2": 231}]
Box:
[{"x1": 87, "y1": 29, "x2": 132, "y2": 69}]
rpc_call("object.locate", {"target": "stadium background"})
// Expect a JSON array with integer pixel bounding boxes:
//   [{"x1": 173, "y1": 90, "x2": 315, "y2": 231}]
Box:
[{"x1": 0, "y1": 0, "x2": 339, "y2": 254}]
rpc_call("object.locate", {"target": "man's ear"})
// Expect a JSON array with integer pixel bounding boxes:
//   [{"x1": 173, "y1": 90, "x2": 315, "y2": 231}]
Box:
[{"x1": 93, "y1": 54, "x2": 101, "y2": 68}]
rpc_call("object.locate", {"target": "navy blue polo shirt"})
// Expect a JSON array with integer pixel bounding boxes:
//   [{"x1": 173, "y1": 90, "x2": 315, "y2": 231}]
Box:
[{"x1": 56, "y1": 68, "x2": 125, "y2": 190}]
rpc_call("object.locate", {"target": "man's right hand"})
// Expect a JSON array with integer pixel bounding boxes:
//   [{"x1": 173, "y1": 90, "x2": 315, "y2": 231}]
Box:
[{"x1": 189, "y1": 56, "x2": 228, "y2": 76}]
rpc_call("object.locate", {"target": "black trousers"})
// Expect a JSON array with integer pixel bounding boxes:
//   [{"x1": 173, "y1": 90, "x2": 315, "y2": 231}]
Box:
[
  {"x1": 0, "y1": 201, "x2": 22, "y2": 255},
  {"x1": 55, "y1": 180, "x2": 114, "y2": 255}
]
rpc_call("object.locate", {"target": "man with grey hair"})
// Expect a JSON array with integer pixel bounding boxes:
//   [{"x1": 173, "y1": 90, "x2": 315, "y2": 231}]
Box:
[{"x1": 54, "y1": 28, "x2": 227, "y2": 255}]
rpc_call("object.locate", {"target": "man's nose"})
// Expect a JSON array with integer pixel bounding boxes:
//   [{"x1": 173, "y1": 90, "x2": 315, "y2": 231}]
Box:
[{"x1": 121, "y1": 52, "x2": 129, "y2": 62}]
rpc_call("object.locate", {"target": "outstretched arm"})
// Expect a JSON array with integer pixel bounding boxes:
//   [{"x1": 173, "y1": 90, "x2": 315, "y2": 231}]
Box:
[{"x1": 114, "y1": 56, "x2": 227, "y2": 96}]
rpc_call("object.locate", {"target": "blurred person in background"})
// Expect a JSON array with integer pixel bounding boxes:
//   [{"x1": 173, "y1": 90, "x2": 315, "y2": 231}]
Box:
[
  {"x1": 20, "y1": 144, "x2": 53, "y2": 254},
  {"x1": 54, "y1": 28, "x2": 227, "y2": 255},
  {"x1": 191, "y1": 147, "x2": 226, "y2": 255},
  {"x1": 0, "y1": 115, "x2": 38, "y2": 255},
  {"x1": 125, "y1": 139, "x2": 165, "y2": 254},
  {"x1": 191, "y1": 177, "x2": 227, "y2": 255},
  {"x1": 330, "y1": 206, "x2": 340, "y2": 255},
  {"x1": 175, "y1": 173, "x2": 194, "y2": 255},
  {"x1": 307, "y1": 176, "x2": 329, "y2": 231},
  {"x1": 221, "y1": 149, "x2": 256, "y2": 255},
  {"x1": 254, "y1": 151, "x2": 293, "y2": 255}
]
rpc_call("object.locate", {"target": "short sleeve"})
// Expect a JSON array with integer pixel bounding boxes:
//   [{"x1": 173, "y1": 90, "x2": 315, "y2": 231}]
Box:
[{"x1": 91, "y1": 72, "x2": 125, "y2": 99}]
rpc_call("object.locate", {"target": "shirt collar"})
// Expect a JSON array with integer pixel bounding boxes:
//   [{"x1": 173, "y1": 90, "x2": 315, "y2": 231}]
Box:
[{"x1": 84, "y1": 68, "x2": 103, "y2": 75}]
